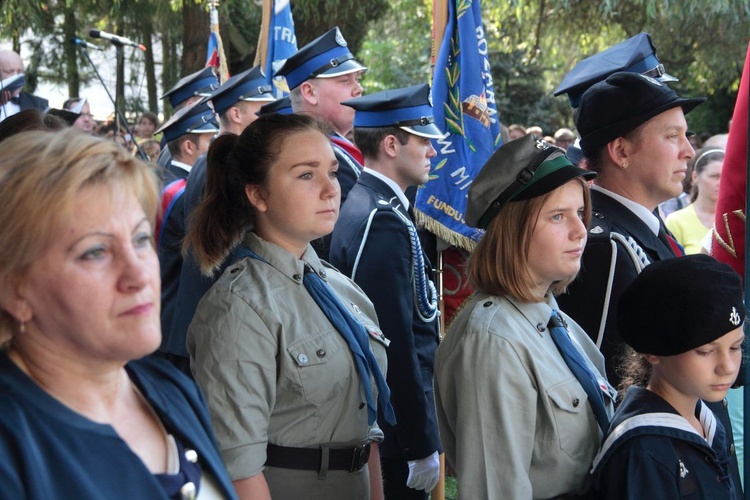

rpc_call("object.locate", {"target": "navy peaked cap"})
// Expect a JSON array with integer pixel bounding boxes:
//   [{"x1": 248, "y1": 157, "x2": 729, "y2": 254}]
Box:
[
  {"x1": 156, "y1": 99, "x2": 219, "y2": 143},
  {"x1": 342, "y1": 83, "x2": 443, "y2": 139},
  {"x1": 555, "y1": 33, "x2": 677, "y2": 108},
  {"x1": 276, "y1": 27, "x2": 366, "y2": 90},
  {"x1": 161, "y1": 67, "x2": 219, "y2": 109},
  {"x1": 208, "y1": 66, "x2": 274, "y2": 115}
]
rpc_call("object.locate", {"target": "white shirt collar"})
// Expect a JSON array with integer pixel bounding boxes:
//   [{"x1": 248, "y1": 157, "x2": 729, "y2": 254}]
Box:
[
  {"x1": 171, "y1": 160, "x2": 192, "y2": 174},
  {"x1": 591, "y1": 184, "x2": 660, "y2": 236},
  {"x1": 363, "y1": 167, "x2": 410, "y2": 210}
]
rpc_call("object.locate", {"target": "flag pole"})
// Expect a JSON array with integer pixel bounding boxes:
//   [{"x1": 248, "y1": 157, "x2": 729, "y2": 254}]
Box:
[
  {"x1": 254, "y1": 0, "x2": 273, "y2": 69},
  {"x1": 430, "y1": 1, "x2": 448, "y2": 499},
  {"x1": 207, "y1": 0, "x2": 229, "y2": 82}
]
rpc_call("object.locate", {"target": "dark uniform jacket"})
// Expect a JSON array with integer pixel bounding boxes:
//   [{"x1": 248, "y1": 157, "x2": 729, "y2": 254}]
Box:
[
  {"x1": 558, "y1": 189, "x2": 676, "y2": 384},
  {"x1": 330, "y1": 171, "x2": 442, "y2": 461},
  {"x1": 157, "y1": 162, "x2": 190, "y2": 363},
  {"x1": 163, "y1": 155, "x2": 225, "y2": 367},
  {"x1": 590, "y1": 387, "x2": 739, "y2": 499}
]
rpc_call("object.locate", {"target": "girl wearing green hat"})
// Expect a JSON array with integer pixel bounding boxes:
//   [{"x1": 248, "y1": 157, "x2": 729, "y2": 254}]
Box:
[{"x1": 434, "y1": 135, "x2": 615, "y2": 498}]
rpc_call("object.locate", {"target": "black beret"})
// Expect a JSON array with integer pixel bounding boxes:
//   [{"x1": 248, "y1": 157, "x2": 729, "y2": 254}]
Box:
[
  {"x1": 576, "y1": 72, "x2": 705, "y2": 157},
  {"x1": 466, "y1": 134, "x2": 596, "y2": 229},
  {"x1": 618, "y1": 255, "x2": 745, "y2": 356}
]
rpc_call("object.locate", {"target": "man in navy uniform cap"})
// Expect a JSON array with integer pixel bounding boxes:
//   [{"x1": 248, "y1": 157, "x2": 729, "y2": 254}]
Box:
[
  {"x1": 157, "y1": 67, "x2": 220, "y2": 168},
  {"x1": 160, "y1": 66, "x2": 274, "y2": 375},
  {"x1": 330, "y1": 83, "x2": 443, "y2": 500},
  {"x1": 155, "y1": 100, "x2": 219, "y2": 182},
  {"x1": 153, "y1": 99, "x2": 219, "y2": 372},
  {"x1": 276, "y1": 26, "x2": 367, "y2": 209},
  {"x1": 162, "y1": 67, "x2": 220, "y2": 112}
]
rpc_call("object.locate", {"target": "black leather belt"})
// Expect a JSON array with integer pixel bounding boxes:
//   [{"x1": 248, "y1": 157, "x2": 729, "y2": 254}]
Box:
[{"x1": 265, "y1": 442, "x2": 371, "y2": 474}]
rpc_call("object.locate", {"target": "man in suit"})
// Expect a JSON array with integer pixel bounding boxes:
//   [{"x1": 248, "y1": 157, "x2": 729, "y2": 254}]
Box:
[
  {"x1": 0, "y1": 50, "x2": 48, "y2": 122},
  {"x1": 276, "y1": 28, "x2": 366, "y2": 258},
  {"x1": 330, "y1": 84, "x2": 443, "y2": 500},
  {"x1": 160, "y1": 66, "x2": 274, "y2": 375}
]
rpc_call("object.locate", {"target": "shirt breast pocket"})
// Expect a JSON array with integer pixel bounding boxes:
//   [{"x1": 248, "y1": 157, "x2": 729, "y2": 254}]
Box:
[
  {"x1": 287, "y1": 331, "x2": 349, "y2": 406},
  {"x1": 546, "y1": 378, "x2": 595, "y2": 460}
]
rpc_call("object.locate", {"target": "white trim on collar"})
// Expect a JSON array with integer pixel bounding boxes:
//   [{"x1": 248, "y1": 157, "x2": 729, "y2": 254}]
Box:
[
  {"x1": 363, "y1": 167, "x2": 410, "y2": 210},
  {"x1": 591, "y1": 184, "x2": 660, "y2": 236}
]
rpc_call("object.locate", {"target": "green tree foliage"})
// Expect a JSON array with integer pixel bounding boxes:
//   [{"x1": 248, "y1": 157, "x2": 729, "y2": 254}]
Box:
[
  {"x1": 362, "y1": 0, "x2": 750, "y2": 135},
  {"x1": 2, "y1": 0, "x2": 747, "y2": 134}
]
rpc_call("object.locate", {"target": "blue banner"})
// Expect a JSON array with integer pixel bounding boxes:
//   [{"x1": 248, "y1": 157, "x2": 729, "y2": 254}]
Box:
[
  {"x1": 415, "y1": 0, "x2": 502, "y2": 250},
  {"x1": 266, "y1": 0, "x2": 298, "y2": 94}
]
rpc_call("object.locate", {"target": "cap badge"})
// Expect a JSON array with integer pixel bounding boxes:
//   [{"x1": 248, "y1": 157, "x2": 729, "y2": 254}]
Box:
[
  {"x1": 534, "y1": 138, "x2": 549, "y2": 150},
  {"x1": 730, "y1": 306, "x2": 741, "y2": 326},
  {"x1": 335, "y1": 28, "x2": 347, "y2": 47}
]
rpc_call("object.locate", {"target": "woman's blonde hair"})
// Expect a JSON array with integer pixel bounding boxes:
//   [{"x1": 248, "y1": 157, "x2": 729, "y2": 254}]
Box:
[
  {"x1": 0, "y1": 129, "x2": 159, "y2": 342},
  {"x1": 467, "y1": 177, "x2": 591, "y2": 302}
]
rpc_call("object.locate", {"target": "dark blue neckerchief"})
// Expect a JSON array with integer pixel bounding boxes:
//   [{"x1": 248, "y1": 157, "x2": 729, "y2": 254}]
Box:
[{"x1": 549, "y1": 310, "x2": 610, "y2": 433}]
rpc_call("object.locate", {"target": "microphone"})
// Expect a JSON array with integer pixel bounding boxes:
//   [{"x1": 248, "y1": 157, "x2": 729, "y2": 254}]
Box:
[
  {"x1": 89, "y1": 29, "x2": 146, "y2": 52},
  {"x1": 69, "y1": 36, "x2": 103, "y2": 51}
]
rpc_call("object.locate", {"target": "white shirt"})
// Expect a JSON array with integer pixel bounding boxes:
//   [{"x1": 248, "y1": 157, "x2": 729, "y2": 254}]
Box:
[
  {"x1": 363, "y1": 167, "x2": 410, "y2": 211},
  {"x1": 171, "y1": 160, "x2": 192, "y2": 174},
  {"x1": 591, "y1": 184, "x2": 660, "y2": 236}
]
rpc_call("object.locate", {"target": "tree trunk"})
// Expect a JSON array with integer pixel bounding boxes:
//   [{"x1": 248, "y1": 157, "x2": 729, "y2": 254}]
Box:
[
  {"x1": 141, "y1": 23, "x2": 157, "y2": 113},
  {"x1": 182, "y1": 0, "x2": 209, "y2": 75},
  {"x1": 160, "y1": 27, "x2": 180, "y2": 118},
  {"x1": 62, "y1": 4, "x2": 80, "y2": 98}
]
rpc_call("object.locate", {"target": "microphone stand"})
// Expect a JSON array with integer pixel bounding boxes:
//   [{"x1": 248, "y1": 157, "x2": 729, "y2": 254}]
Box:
[{"x1": 76, "y1": 43, "x2": 147, "y2": 160}]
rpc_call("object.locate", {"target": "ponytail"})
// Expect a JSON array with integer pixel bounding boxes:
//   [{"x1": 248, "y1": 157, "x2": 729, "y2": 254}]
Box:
[{"x1": 184, "y1": 133, "x2": 249, "y2": 275}]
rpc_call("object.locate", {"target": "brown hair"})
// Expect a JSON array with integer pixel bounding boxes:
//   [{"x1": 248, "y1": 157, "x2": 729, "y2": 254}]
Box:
[
  {"x1": 584, "y1": 123, "x2": 646, "y2": 173},
  {"x1": 184, "y1": 113, "x2": 331, "y2": 275},
  {"x1": 0, "y1": 109, "x2": 66, "y2": 143},
  {"x1": 467, "y1": 177, "x2": 591, "y2": 302},
  {"x1": 352, "y1": 126, "x2": 410, "y2": 160},
  {"x1": 0, "y1": 129, "x2": 159, "y2": 342},
  {"x1": 616, "y1": 346, "x2": 652, "y2": 399}
]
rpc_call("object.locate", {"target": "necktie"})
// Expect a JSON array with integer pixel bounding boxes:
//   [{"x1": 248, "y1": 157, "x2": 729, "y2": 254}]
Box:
[
  {"x1": 303, "y1": 266, "x2": 396, "y2": 426},
  {"x1": 658, "y1": 224, "x2": 684, "y2": 257},
  {"x1": 548, "y1": 310, "x2": 610, "y2": 434}
]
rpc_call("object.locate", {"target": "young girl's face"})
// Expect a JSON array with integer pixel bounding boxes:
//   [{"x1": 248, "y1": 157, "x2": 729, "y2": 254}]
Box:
[{"x1": 649, "y1": 326, "x2": 744, "y2": 403}]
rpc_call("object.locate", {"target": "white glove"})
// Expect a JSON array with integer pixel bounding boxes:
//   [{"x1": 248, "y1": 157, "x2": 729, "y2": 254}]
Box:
[{"x1": 406, "y1": 451, "x2": 440, "y2": 492}]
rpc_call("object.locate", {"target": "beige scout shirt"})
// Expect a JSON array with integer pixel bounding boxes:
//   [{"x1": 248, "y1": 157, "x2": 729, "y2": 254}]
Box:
[
  {"x1": 434, "y1": 293, "x2": 614, "y2": 500},
  {"x1": 188, "y1": 232, "x2": 388, "y2": 481}
]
